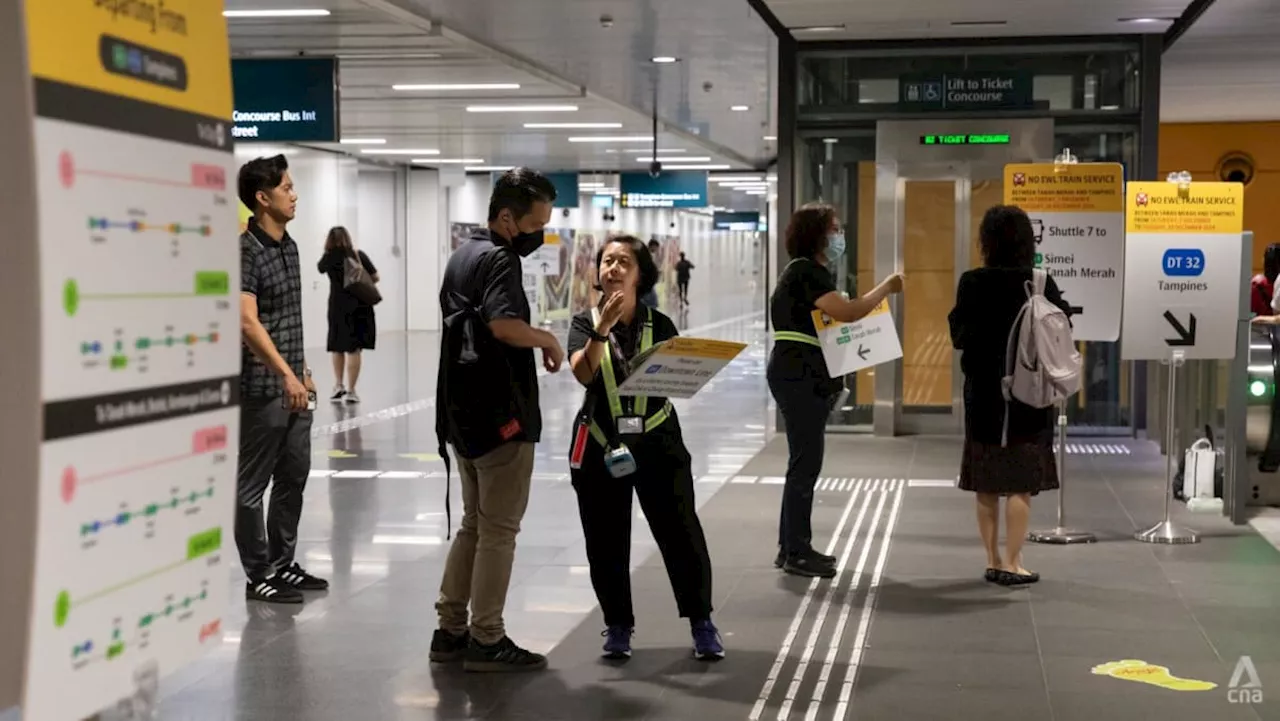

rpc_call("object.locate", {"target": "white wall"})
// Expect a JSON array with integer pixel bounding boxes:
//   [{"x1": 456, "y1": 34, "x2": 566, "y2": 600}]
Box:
[
  {"x1": 232, "y1": 145, "x2": 408, "y2": 347},
  {"x1": 407, "y1": 168, "x2": 445, "y2": 331}
]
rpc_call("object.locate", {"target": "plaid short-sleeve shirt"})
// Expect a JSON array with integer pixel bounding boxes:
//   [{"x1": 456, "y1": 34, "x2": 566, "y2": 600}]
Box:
[{"x1": 240, "y1": 219, "x2": 305, "y2": 399}]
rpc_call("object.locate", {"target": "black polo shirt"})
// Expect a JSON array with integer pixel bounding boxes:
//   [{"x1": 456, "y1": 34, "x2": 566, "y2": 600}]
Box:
[
  {"x1": 567, "y1": 304, "x2": 681, "y2": 444},
  {"x1": 437, "y1": 229, "x2": 540, "y2": 459},
  {"x1": 769, "y1": 256, "x2": 837, "y2": 385},
  {"x1": 240, "y1": 218, "x2": 305, "y2": 399}
]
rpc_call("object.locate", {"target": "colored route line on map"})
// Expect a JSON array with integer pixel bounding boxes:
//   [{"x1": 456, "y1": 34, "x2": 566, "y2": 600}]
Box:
[
  {"x1": 66, "y1": 425, "x2": 228, "y2": 494},
  {"x1": 70, "y1": 587, "x2": 211, "y2": 662},
  {"x1": 63, "y1": 273, "x2": 229, "y2": 316},
  {"x1": 87, "y1": 218, "x2": 212, "y2": 236},
  {"x1": 59, "y1": 152, "x2": 227, "y2": 193},
  {"x1": 79, "y1": 332, "x2": 220, "y2": 371},
  {"x1": 80, "y1": 487, "x2": 215, "y2": 537}
]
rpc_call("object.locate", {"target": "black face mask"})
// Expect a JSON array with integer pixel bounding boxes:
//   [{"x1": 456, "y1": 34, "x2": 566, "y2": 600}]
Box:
[{"x1": 511, "y1": 228, "x2": 545, "y2": 257}]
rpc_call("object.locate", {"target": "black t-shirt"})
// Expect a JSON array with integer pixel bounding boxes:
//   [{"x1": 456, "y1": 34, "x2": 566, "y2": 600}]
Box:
[
  {"x1": 318, "y1": 249, "x2": 376, "y2": 310},
  {"x1": 676, "y1": 259, "x2": 694, "y2": 282},
  {"x1": 768, "y1": 256, "x2": 837, "y2": 383},
  {"x1": 436, "y1": 229, "x2": 540, "y2": 458},
  {"x1": 567, "y1": 305, "x2": 680, "y2": 443}
]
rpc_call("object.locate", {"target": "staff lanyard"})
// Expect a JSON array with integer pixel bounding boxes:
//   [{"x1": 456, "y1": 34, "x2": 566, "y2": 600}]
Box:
[{"x1": 595, "y1": 307, "x2": 653, "y2": 421}]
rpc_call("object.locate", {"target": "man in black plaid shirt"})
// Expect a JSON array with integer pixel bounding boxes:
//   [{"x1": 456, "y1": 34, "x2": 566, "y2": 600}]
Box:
[{"x1": 236, "y1": 154, "x2": 327, "y2": 604}]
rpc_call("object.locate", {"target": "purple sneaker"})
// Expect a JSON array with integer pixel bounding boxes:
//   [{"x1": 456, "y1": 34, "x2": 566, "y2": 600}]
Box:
[
  {"x1": 692, "y1": 619, "x2": 725, "y2": 661},
  {"x1": 602, "y1": 626, "x2": 633, "y2": 659}
]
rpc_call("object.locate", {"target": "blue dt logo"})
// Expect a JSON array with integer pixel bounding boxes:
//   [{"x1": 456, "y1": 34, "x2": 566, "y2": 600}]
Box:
[
  {"x1": 645, "y1": 365, "x2": 663, "y2": 374},
  {"x1": 1163, "y1": 248, "x2": 1205, "y2": 277}
]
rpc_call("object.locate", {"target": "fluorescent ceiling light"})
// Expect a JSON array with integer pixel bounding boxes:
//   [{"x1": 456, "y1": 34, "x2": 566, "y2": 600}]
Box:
[
  {"x1": 393, "y1": 83, "x2": 521, "y2": 91},
  {"x1": 651, "y1": 56, "x2": 679, "y2": 64},
  {"x1": 767, "y1": 174, "x2": 778, "y2": 181},
  {"x1": 413, "y1": 158, "x2": 485, "y2": 164},
  {"x1": 638, "y1": 157, "x2": 711, "y2": 163},
  {"x1": 746, "y1": 190, "x2": 768, "y2": 196},
  {"x1": 951, "y1": 20, "x2": 1007, "y2": 27},
  {"x1": 731, "y1": 105, "x2": 750, "y2": 112},
  {"x1": 658, "y1": 164, "x2": 732, "y2": 171},
  {"x1": 569, "y1": 135, "x2": 654, "y2": 143},
  {"x1": 466, "y1": 104, "x2": 578, "y2": 113},
  {"x1": 224, "y1": 9, "x2": 331, "y2": 18},
  {"x1": 626, "y1": 148, "x2": 684, "y2": 153},
  {"x1": 361, "y1": 149, "x2": 440, "y2": 155},
  {"x1": 524, "y1": 122, "x2": 623, "y2": 129},
  {"x1": 823, "y1": 138, "x2": 839, "y2": 144},
  {"x1": 1101, "y1": 104, "x2": 1120, "y2": 110},
  {"x1": 466, "y1": 166, "x2": 515, "y2": 172},
  {"x1": 763, "y1": 135, "x2": 777, "y2": 141},
  {"x1": 340, "y1": 138, "x2": 386, "y2": 145},
  {"x1": 714, "y1": 176, "x2": 765, "y2": 182},
  {"x1": 791, "y1": 24, "x2": 845, "y2": 33},
  {"x1": 1120, "y1": 17, "x2": 1175, "y2": 23}
]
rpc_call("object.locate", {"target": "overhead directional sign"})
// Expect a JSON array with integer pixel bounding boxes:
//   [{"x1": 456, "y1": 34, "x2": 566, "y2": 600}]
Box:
[
  {"x1": 1005, "y1": 163, "x2": 1125, "y2": 342},
  {"x1": 1120, "y1": 181, "x2": 1245, "y2": 361},
  {"x1": 810, "y1": 299, "x2": 904, "y2": 377}
]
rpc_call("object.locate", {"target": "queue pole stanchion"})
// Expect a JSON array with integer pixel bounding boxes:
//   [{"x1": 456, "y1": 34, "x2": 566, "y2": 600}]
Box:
[
  {"x1": 1029, "y1": 401, "x2": 1097, "y2": 544},
  {"x1": 1135, "y1": 348, "x2": 1200, "y2": 544}
]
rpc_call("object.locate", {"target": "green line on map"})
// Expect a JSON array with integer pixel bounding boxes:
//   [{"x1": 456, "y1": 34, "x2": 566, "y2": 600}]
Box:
[{"x1": 71, "y1": 527, "x2": 222, "y2": 612}]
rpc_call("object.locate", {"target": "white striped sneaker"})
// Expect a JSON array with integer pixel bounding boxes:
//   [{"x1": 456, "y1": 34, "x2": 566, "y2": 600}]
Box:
[{"x1": 246, "y1": 577, "x2": 303, "y2": 604}]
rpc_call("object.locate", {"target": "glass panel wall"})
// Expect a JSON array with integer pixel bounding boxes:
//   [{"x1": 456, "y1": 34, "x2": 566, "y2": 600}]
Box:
[{"x1": 791, "y1": 39, "x2": 1145, "y2": 433}]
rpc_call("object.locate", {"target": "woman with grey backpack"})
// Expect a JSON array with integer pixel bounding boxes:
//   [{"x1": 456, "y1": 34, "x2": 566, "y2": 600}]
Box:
[
  {"x1": 948, "y1": 205, "x2": 1077, "y2": 587},
  {"x1": 318, "y1": 226, "x2": 380, "y2": 404}
]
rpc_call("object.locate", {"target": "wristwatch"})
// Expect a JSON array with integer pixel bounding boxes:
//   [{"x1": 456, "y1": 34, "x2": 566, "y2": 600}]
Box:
[{"x1": 588, "y1": 328, "x2": 609, "y2": 343}]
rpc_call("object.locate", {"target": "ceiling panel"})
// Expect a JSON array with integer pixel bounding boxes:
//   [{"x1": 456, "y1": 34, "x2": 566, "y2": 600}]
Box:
[
  {"x1": 223, "y1": 0, "x2": 758, "y2": 171},
  {"x1": 1161, "y1": 0, "x2": 1280, "y2": 122}
]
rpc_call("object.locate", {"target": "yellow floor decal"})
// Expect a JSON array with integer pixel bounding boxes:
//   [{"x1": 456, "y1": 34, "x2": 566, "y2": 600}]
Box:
[{"x1": 1091, "y1": 660, "x2": 1217, "y2": 691}]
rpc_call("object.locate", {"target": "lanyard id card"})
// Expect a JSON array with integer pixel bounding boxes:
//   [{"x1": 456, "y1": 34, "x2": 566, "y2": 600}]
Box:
[
  {"x1": 604, "y1": 444, "x2": 637, "y2": 478},
  {"x1": 617, "y1": 416, "x2": 644, "y2": 435}
]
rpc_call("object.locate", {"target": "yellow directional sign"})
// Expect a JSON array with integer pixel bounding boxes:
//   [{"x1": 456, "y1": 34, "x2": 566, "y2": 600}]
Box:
[
  {"x1": 1091, "y1": 660, "x2": 1216, "y2": 691},
  {"x1": 399, "y1": 453, "x2": 441, "y2": 462}
]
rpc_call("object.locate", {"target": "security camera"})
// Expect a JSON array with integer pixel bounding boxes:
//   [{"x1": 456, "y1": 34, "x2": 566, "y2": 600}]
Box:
[
  {"x1": 703, "y1": 81, "x2": 714, "y2": 93},
  {"x1": 600, "y1": 14, "x2": 614, "y2": 28},
  {"x1": 649, "y1": 160, "x2": 662, "y2": 178}
]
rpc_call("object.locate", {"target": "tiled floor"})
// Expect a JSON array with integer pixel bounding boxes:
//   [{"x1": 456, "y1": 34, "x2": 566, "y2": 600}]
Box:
[{"x1": 154, "y1": 289, "x2": 1280, "y2": 721}]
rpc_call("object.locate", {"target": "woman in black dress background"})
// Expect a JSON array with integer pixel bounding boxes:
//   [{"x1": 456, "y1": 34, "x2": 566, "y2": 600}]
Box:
[
  {"x1": 318, "y1": 226, "x2": 378, "y2": 404},
  {"x1": 948, "y1": 205, "x2": 1072, "y2": 586}
]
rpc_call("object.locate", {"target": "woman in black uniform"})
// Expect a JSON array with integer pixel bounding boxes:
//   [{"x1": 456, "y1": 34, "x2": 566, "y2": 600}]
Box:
[
  {"x1": 768, "y1": 203, "x2": 903, "y2": 578},
  {"x1": 566, "y1": 235, "x2": 723, "y2": 662},
  {"x1": 949, "y1": 205, "x2": 1071, "y2": 585},
  {"x1": 317, "y1": 226, "x2": 378, "y2": 404}
]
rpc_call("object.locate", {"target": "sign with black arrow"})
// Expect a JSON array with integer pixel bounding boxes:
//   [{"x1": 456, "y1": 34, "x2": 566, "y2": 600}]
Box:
[
  {"x1": 809, "y1": 299, "x2": 903, "y2": 376},
  {"x1": 1120, "y1": 181, "x2": 1245, "y2": 361}
]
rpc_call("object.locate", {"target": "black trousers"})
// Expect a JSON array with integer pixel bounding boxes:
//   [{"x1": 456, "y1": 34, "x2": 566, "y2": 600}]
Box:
[
  {"x1": 570, "y1": 430, "x2": 713, "y2": 628},
  {"x1": 236, "y1": 396, "x2": 313, "y2": 582},
  {"x1": 767, "y1": 374, "x2": 834, "y2": 558},
  {"x1": 677, "y1": 279, "x2": 689, "y2": 301}
]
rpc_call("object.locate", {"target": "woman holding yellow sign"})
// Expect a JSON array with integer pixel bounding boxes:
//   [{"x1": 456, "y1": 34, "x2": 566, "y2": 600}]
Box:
[
  {"x1": 768, "y1": 204, "x2": 903, "y2": 578},
  {"x1": 565, "y1": 235, "x2": 722, "y2": 662}
]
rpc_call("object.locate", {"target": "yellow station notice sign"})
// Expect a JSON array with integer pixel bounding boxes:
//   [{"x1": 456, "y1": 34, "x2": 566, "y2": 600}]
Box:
[
  {"x1": 1120, "y1": 181, "x2": 1246, "y2": 361},
  {"x1": 810, "y1": 298, "x2": 903, "y2": 377},
  {"x1": 1004, "y1": 163, "x2": 1125, "y2": 341}
]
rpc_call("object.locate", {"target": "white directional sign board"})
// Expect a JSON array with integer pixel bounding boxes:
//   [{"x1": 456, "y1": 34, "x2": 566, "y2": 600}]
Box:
[
  {"x1": 617, "y1": 337, "x2": 748, "y2": 399},
  {"x1": 1120, "y1": 181, "x2": 1245, "y2": 361},
  {"x1": 1005, "y1": 163, "x2": 1125, "y2": 342},
  {"x1": 810, "y1": 300, "x2": 904, "y2": 377}
]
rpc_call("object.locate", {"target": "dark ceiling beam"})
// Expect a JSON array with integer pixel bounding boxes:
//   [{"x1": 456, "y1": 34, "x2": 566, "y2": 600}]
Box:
[
  {"x1": 1164, "y1": 0, "x2": 1219, "y2": 52},
  {"x1": 746, "y1": 0, "x2": 792, "y2": 40}
]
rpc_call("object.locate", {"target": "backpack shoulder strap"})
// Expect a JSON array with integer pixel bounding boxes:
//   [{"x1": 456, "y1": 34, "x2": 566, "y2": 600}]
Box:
[{"x1": 1031, "y1": 268, "x2": 1047, "y2": 297}]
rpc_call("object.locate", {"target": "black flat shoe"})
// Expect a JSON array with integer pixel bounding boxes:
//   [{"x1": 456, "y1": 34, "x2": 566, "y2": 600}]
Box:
[
  {"x1": 984, "y1": 568, "x2": 1000, "y2": 583},
  {"x1": 995, "y1": 570, "x2": 1040, "y2": 586}
]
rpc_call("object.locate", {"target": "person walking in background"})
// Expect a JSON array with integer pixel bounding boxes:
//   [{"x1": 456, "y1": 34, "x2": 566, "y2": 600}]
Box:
[
  {"x1": 640, "y1": 238, "x2": 661, "y2": 309},
  {"x1": 675, "y1": 252, "x2": 694, "y2": 306},
  {"x1": 767, "y1": 203, "x2": 902, "y2": 578},
  {"x1": 432, "y1": 168, "x2": 564, "y2": 672},
  {"x1": 318, "y1": 226, "x2": 379, "y2": 404},
  {"x1": 948, "y1": 205, "x2": 1072, "y2": 586},
  {"x1": 235, "y1": 153, "x2": 328, "y2": 604}
]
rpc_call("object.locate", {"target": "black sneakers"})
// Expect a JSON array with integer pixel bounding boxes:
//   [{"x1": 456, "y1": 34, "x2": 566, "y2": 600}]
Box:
[
  {"x1": 246, "y1": 577, "x2": 303, "y2": 604},
  {"x1": 782, "y1": 550, "x2": 838, "y2": 579},
  {"x1": 429, "y1": 629, "x2": 471, "y2": 663},
  {"x1": 278, "y1": 563, "x2": 329, "y2": 591},
  {"x1": 464, "y1": 636, "x2": 547, "y2": 673}
]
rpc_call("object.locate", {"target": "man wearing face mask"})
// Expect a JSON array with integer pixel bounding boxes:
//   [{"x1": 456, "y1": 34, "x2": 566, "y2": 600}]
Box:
[
  {"x1": 432, "y1": 168, "x2": 564, "y2": 672},
  {"x1": 767, "y1": 203, "x2": 902, "y2": 578}
]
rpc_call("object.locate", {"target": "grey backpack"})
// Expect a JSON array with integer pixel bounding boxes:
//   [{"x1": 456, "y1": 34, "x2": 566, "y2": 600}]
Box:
[{"x1": 1001, "y1": 269, "x2": 1081, "y2": 443}]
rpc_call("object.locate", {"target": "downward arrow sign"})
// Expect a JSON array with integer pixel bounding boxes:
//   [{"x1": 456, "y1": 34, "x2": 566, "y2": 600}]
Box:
[
  {"x1": 1163, "y1": 311, "x2": 1197, "y2": 347},
  {"x1": 857, "y1": 344, "x2": 870, "y2": 361}
]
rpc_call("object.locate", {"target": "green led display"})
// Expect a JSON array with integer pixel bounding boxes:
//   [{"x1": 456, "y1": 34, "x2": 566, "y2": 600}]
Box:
[{"x1": 920, "y1": 134, "x2": 1012, "y2": 146}]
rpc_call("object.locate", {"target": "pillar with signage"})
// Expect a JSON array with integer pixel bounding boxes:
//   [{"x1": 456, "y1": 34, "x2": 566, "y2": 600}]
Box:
[
  {"x1": 4, "y1": 3, "x2": 241, "y2": 719},
  {"x1": 1121, "y1": 177, "x2": 1246, "y2": 544}
]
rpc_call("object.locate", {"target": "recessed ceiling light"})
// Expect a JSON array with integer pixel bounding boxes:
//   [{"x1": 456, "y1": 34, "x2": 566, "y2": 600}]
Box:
[
  {"x1": 413, "y1": 159, "x2": 485, "y2": 164},
  {"x1": 340, "y1": 138, "x2": 386, "y2": 145},
  {"x1": 1119, "y1": 17, "x2": 1176, "y2": 23},
  {"x1": 791, "y1": 24, "x2": 845, "y2": 33},
  {"x1": 823, "y1": 138, "x2": 839, "y2": 144},
  {"x1": 1100, "y1": 104, "x2": 1120, "y2": 110},
  {"x1": 656, "y1": 164, "x2": 732, "y2": 171},
  {"x1": 465, "y1": 166, "x2": 515, "y2": 172},
  {"x1": 523, "y1": 122, "x2": 623, "y2": 129},
  {"x1": 714, "y1": 175, "x2": 765, "y2": 182},
  {"x1": 223, "y1": 9, "x2": 331, "y2": 18},
  {"x1": 393, "y1": 83, "x2": 521, "y2": 91},
  {"x1": 626, "y1": 148, "x2": 684, "y2": 153},
  {"x1": 651, "y1": 56, "x2": 679, "y2": 64},
  {"x1": 360, "y1": 149, "x2": 441, "y2": 155},
  {"x1": 731, "y1": 105, "x2": 750, "y2": 112},
  {"x1": 638, "y1": 157, "x2": 711, "y2": 163},
  {"x1": 466, "y1": 105, "x2": 578, "y2": 113},
  {"x1": 951, "y1": 20, "x2": 1007, "y2": 27},
  {"x1": 568, "y1": 135, "x2": 654, "y2": 143},
  {"x1": 763, "y1": 135, "x2": 777, "y2": 141}
]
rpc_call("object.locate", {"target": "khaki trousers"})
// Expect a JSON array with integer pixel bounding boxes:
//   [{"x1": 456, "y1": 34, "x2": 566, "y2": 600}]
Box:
[{"x1": 436, "y1": 441, "x2": 534, "y2": 645}]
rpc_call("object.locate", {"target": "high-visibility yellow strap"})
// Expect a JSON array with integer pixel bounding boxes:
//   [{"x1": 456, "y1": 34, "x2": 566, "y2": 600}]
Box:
[
  {"x1": 588, "y1": 401, "x2": 672, "y2": 447},
  {"x1": 633, "y1": 319, "x2": 653, "y2": 417},
  {"x1": 774, "y1": 330, "x2": 821, "y2": 347},
  {"x1": 598, "y1": 309, "x2": 654, "y2": 420}
]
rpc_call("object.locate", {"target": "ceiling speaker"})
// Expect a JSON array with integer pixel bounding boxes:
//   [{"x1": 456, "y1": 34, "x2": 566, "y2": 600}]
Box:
[{"x1": 1216, "y1": 151, "x2": 1256, "y2": 186}]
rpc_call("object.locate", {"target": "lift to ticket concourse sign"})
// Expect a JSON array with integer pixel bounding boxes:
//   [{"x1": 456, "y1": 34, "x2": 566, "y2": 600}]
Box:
[
  {"x1": 1004, "y1": 162, "x2": 1125, "y2": 342},
  {"x1": 1120, "y1": 181, "x2": 1246, "y2": 361}
]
